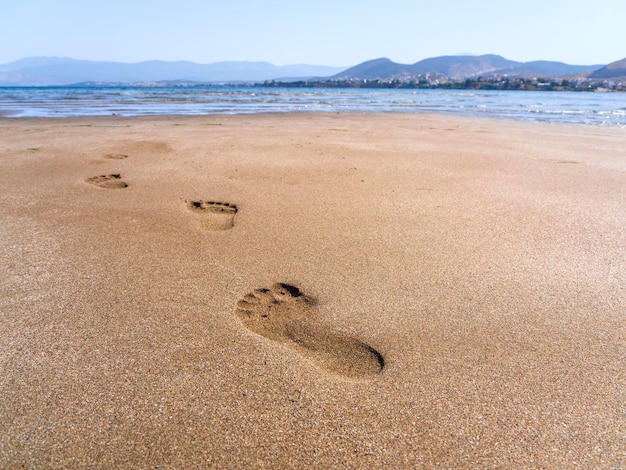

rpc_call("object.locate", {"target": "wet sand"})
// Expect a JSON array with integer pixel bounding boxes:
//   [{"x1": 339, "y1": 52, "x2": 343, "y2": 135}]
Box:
[{"x1": 1, "y1": 113, "x2": 624, "y2": 468}]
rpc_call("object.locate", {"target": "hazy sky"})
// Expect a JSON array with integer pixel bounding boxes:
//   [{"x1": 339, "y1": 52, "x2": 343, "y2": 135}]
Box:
[{"x1": 1, "y1": 0, "x2": 624, "y2": 66}]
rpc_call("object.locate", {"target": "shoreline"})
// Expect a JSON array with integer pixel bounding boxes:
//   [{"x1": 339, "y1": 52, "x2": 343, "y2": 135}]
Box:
[
  {"x1": 1, "y1": 113, "x2": 624, "y2": 467},
  {"x1": 2, "y1": 110, "x2": 625, "y2": 128},
  {"x1": 3, "y1": 109, "x2": 625, "y2": 129}
]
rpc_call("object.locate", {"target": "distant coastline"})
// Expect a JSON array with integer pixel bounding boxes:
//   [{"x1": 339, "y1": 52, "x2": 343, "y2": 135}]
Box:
[
  {"x1": 11, "y1": 75, "x2": 623, "y2": 92},
  {"x1": 2, "y1": 54, "x2": 625, "y2": 89},
  {"x1": 257, "y1": 77, "x2": 624, "y2": 92}
]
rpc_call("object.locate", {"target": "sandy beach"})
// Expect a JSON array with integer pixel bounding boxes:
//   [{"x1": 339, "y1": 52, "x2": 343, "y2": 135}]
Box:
[{"x1": 1, "y1": 113, "x2": 624, "y2": 468}]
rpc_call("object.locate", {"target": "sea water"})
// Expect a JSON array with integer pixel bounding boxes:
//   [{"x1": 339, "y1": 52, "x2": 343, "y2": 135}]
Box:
[{"x1": 0, "y1": 86, "x2": 625, "y2": 126}]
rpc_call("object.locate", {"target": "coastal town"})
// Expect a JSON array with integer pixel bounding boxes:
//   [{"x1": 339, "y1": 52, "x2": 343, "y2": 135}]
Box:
[{"x1": 261, "y1": 75, "x2": 625, "y2": 92}]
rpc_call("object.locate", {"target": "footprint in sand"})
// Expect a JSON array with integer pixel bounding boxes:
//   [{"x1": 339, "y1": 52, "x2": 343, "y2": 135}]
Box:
[
  {"x1": 85, "y1": 173, "x2": 128, "y2": 189},
  {"x1": 236, "y1": 283, "x2": 384, "y2": 379},
  {"x1": 91, "y1": 154, "x2": 129, "y2": 164},
  {"x1": 103, "y1": 153, "x2": 128, "y2": 160},
  {"x1": 185, "y1": 200, "x2": 237, "y2": 231}
]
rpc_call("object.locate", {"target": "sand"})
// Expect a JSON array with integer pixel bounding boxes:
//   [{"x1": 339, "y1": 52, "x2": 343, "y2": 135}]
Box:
[{"x1": 0, "y1": 113, "x2": 624, "y2": 468}]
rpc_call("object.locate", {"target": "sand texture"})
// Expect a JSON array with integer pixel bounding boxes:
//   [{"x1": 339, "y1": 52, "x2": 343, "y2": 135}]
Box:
[{"x1": 1, "y1": 113, "x2": 624, "y2": 468}]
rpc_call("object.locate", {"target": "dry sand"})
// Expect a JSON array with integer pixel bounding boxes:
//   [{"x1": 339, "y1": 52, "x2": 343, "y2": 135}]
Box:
[{"x1": 0, "y1": 113, "x2": 624, "y2": 468}]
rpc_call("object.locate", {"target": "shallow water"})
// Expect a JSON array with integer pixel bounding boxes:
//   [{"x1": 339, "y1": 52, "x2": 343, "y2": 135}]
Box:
[{"x1": 1, "y1": 86, "x2": 625, "y2": 126}]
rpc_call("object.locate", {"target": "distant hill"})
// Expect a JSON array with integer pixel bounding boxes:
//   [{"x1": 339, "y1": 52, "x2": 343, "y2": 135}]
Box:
[
  {"x1": 0, "y1": 55, "x2": 613, "y2": 86},
  {"x1": 0, "y1": 57, "x2": 347, "y2": 86},
  {"x1": 330, "y1": 58, "x2": 408, "y2": 80},
  {"x1": 589, "y1": 57, "x2": 626, "y2": 79},
  {"x1": 410, "y1": 54, "x2": 517, "y2": 78},
  {"x1": 332, "y1": 54, "x2": 604, "y2": 81}
]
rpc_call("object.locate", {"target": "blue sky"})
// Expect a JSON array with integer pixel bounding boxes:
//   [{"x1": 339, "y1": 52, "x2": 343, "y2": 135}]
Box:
[{"x1": 1, "y1": 0, "x2": 624, "y2": 66}]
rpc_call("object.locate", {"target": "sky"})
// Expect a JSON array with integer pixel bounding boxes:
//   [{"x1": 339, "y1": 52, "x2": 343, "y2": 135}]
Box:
[{"x1": 1, "y1": 0, "x2": 625, "y2": 67}]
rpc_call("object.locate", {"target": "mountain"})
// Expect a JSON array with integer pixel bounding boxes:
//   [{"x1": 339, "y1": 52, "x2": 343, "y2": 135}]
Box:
[
  {"x1": 409, "y1": 54, "x2": 518, "y2": 78},
  {"x1": 330, "y1": 58, "x2": 409, "y2": 80},
  {"x1": 330, "y1": 55, "x2": 520, "y2": 81},
  {"x1": 588, "y1": 57, "x2": 626, "y2": 79},
  {"x1": 493, "y1": 60, "x2": 601, "y2": 77},
  {"x1": 0, "y1": 55, "x2": 612, "y2": 86},
  {"x1": 332, "y1": 54, "x2": 604, "y2": 81},
  {"x1": 0, "y1": 57, "x2": 347, "y2": 86}
]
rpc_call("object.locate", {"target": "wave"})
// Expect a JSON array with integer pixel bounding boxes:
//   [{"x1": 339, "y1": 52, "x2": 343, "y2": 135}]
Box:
[{"x1": 0, "y1": 86, "x2": 624, "y2": 126}]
